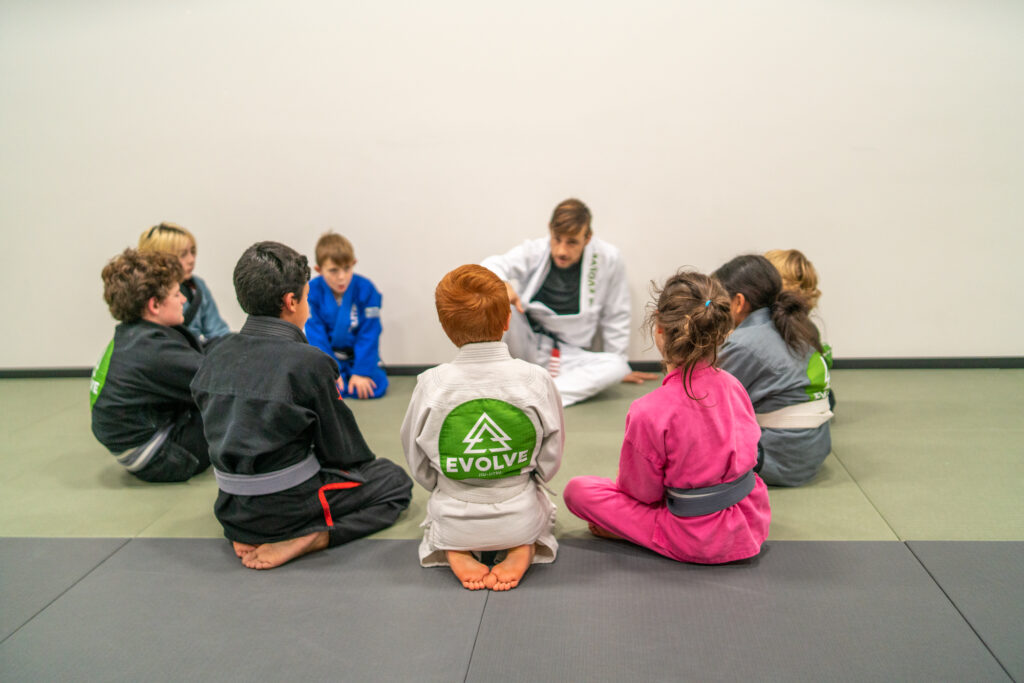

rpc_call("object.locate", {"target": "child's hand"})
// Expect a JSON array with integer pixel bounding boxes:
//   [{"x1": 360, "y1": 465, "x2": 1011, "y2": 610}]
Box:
[{"x1": 347, "y1": 375, "x2": 377, "y2": 399}]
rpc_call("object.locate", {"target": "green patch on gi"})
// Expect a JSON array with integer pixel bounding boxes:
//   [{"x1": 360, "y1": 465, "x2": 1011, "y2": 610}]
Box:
[{"x1": 438, "y1": 398, "x2": 537, "y2": 480}]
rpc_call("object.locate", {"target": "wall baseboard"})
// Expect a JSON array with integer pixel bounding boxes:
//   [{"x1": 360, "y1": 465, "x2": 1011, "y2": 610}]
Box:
[{"x1": 2, "y1": 357, "x2": 1021, "y2": 379}]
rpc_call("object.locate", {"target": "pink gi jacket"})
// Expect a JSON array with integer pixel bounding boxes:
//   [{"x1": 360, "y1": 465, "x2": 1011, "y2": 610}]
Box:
[{"x1": 567, "y1": 364, "x2": 770, "y2": 564}]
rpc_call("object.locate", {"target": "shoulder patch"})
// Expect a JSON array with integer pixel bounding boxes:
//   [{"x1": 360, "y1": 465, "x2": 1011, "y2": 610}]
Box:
[
  {"x1": 364, "y1": 306, "x2": 381, "y2": 318},
  {"x1": 89, "y1": 339, "x2": 115, "y2": 409},
  {"x1": 438, "y1": 398, "x2": 537, "y2": 480}
]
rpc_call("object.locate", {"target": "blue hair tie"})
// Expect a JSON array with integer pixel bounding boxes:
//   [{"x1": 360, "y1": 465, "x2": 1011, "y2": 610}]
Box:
[{"x1": 704, "y1": 299, "x2": 711, "y2": 307}]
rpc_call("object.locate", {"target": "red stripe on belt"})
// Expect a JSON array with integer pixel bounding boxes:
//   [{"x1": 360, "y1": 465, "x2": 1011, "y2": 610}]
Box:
[{"x1": 318, "y1": 481, "x2": 362, "y2": 527}]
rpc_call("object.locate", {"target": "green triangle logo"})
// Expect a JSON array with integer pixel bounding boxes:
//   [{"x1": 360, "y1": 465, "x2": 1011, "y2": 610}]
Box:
[{"x1": 439, "y1": 399, "x2": 537, "y2": 480}]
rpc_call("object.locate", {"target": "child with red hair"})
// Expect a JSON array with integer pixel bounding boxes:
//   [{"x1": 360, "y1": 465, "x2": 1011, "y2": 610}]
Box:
[{"x1": 401, "y1": 265, "x2": 565, "y2": 590}]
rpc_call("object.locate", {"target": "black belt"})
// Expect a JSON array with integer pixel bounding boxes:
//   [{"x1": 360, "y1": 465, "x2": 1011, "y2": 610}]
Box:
[{"x1": 665, "y1": 470, "x2": 756, "y2": 517}]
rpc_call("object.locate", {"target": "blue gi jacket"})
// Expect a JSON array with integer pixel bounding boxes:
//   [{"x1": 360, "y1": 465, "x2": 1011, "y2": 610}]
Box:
[
  {"x1": 184, "y1": 275, "x2": 230, "y2": 342},
  {"x1": 305, "y1": 273, "x2": 384, "y2": 377}
]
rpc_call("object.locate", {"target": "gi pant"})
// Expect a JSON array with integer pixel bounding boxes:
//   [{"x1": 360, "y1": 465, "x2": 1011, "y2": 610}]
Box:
[{"x1": 504, "y1": 311, "x2": 630, "y2": 407}]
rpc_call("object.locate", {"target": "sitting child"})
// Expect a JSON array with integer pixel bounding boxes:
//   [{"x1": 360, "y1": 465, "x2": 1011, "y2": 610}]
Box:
[
  {"x1": 139, "y1": 222, "x2": 230, "y2": 344},
  {"x1": 563, "y1": 271, "x2": 770, "y2": 564},
  {"x1": 191, "y1": 241, "x2": 412, "y2": 570},
  {"x1": 713, "y1": 254, "x2": 833, "y2": 487},
  {"x1": 401, "y1": 265, "x2": 564, "y2": 590},
  {"x1": 764, "y1": 248, "x2": 835, "y2": 408},
  {"x1": 305, "y1": 231, "x2": 388, "y2": 399},
  {"x1": 90, "y1": 248, "x2": 210, "y2": 482}
]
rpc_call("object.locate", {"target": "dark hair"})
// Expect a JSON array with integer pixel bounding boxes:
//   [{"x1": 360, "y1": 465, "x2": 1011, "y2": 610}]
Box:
[
  {"x1": 646, "y1": 271, "x2": 734, "y2": 400},
  {"x1": 101, "y1": 248, "x2": 183, "y2": 323},
  {"x1": 549, "y1": 198, "x2": 592, "y2": 238},
  {"x1": 233, "y1": 241, "x2": 310, "y2": 317},
  {"x1": 712, "y1": 254, "x2": 822, "y2": 355}
]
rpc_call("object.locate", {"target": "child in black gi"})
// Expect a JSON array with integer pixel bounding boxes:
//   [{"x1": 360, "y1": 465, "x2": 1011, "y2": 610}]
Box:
[
  {"x1": 191, "y1": 241, "x2": 412, "y2": 569},
  {"x1": 90, "y1": 248, "x2": 210, "y2": 482}
]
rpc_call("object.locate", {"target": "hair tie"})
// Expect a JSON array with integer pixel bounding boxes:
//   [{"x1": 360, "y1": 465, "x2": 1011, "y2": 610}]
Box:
[{"x1": 704, "y1": 300, "x2": 711, "y2": 307}]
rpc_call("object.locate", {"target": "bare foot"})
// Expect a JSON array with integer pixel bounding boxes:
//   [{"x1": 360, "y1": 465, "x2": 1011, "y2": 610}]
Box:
[
  {"x1": 232, "y1": 541, "x2": 257, "y2": 558},
  {"x1": 446, "y1": 550, "x2": 492, "y2": 590},
  {"x1": 241, "y1": 531, "x2": 329, "y2": 570},
  {"x1": 588, "y1": 522, "x2": 624, "y2": 540},
  {"x1": 488, "y1": 544, "x2": 535, "y2": 591}
]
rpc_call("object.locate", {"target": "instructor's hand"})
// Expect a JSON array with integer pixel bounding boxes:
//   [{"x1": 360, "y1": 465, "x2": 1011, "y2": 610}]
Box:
[
  {"x1": 621, "y1": 371, "x2": 660, "y2": 384},
  {"x1": 505, "y1": 281, "x2": 524, "y2": 313}
]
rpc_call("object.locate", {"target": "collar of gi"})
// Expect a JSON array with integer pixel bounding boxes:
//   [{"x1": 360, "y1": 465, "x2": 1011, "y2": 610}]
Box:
[{"x1": 240, "y1": 316, "x2": 308, "y2": 343}]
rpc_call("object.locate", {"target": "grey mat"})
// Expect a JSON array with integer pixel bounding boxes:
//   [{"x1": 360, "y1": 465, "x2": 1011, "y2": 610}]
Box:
[
  {"x1": 467, "y1": 540, "x2": 1009, "y2": 683},
  {"x1": 0, "y1": 538, "x2": 484, "y2": 682},
  {"x1": 0, "y1": 537, "x2": 127, "y2": 642},
  {"x1": 909, "y1": 541, "x2": 1024, "y2": 681}
]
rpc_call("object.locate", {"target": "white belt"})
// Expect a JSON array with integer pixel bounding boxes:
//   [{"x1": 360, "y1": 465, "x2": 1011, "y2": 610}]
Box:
[
  {"x1": 756, "y1": 397, "x2": 832, "y2": 429},
  {"x1": 435, "y1": 474, "x2": 532, "y2": 504}
]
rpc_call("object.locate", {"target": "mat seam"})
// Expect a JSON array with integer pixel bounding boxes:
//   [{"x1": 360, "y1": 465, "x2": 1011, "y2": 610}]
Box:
[
  {"x1": 463, "y1": 590, "x2": 490, "y2": 682},
  {"x1": 905, "y1": 542, "x2": 1016, "y2": 682},
  {"x1": 0, "y1": 537, "x2": 131, "y2": 646},
  {"x1": 827, "y1": 445, "x2": 902, "y2": 540}
]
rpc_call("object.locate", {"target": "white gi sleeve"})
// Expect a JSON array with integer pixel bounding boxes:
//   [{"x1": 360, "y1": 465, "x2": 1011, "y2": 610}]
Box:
[
  {"x1": 400, "y1": 378, "x2": 438, "y2": 491},
  {"x1": 532, "y1": 373, "x2": 565, "y2": 483},
  {"x1": 599, "y1": 250, "x2": 631, "y2": 358},
  {"x1": 480, "y1": 239, "x2": 546, "y2": 285}
]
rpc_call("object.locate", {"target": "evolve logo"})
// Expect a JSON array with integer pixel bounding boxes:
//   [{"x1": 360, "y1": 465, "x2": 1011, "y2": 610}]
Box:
[{"x1": 438, "y1": 399, "x2": 537, "y2": 480}]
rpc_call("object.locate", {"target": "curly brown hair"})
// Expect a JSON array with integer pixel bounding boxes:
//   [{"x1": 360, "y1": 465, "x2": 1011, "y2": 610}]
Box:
[
  {"x1": 101, "y1": 248, "x2": 183, "y2": 322},
  {"x1": 646, "y1": 270, "x2": 734, "y2": 399}
]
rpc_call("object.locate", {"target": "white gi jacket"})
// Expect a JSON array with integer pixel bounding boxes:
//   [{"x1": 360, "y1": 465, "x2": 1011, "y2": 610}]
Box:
[
  {"x1": 400, "y1": 342, "x2": 564, "y2": 566},
  {"x1": 481, "y1": 237, "x2": 631, "y2": 356}
]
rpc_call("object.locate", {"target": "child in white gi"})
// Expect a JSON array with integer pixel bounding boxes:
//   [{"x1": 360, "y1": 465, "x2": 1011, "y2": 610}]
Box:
[{"x1": 401, "y1": 265, "x2": 564, "y2": 591}]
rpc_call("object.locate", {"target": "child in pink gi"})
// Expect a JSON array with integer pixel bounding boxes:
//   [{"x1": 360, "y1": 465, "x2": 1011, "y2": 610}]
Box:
[{"x1": 563, "y1": 271, "x2": 770, "y2": 564}]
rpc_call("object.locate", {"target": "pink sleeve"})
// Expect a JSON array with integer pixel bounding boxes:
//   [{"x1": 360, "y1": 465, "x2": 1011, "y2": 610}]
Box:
[{"x1": 615, "y1": 412, "x2": 665, "y2": 505}]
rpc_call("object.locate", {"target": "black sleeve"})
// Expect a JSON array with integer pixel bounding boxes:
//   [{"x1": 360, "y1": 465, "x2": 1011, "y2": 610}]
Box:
[
  {"x1": 142, "y1": 328, "x2": 204, "y2": 404},
  {"x1": 306, "y1": 356, "x2": 376, "y2": 468}
]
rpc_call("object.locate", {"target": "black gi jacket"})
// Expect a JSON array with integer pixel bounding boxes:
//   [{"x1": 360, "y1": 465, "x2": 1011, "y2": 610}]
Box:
[
  {"x1": 91, "y1": 321, "x2": 203, "y2": 452},
  {"x1": 191, "y1": 316, "x2": 377, "y2": 544}
]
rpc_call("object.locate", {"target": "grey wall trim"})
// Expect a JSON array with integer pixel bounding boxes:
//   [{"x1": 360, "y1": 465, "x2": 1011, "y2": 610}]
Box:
[{"x1": 3, "y1": 357, "x2": 1021, "y2": 380}]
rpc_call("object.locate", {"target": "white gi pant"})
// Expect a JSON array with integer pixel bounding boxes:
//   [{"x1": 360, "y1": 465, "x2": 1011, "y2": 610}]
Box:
[{"x1": 504, "y1": 311, "x2": 631, "y2": 407}]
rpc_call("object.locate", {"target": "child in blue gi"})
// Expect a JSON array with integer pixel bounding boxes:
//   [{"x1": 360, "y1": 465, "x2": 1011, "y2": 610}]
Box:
[
  {"x1": 305, "y1": 232, "x2": 388, "y2": 399},
  {"x1": 138, "y1": 222, "x2": 230, "y2": 344}
]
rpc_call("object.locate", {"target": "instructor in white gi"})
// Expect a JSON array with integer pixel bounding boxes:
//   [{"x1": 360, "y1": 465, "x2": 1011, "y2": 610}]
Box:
[{"x1": 482, "y1": 198, "x2": 656, "y2": 406}]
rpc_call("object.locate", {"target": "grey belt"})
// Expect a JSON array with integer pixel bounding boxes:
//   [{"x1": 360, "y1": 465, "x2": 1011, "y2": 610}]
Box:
[
  {"x1": 665, "y1": 470, "x2": 756, "y2": 518},
  {"x1": 115, "y1": 423, "x2": 173, "y2": 473},
  {"x1": 214, "y1": 452, "x2": 321, "y2": 496}
]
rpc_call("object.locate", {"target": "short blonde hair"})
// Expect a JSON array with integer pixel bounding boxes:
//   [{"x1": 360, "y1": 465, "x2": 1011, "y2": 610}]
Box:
[
  {"x1": 138, "y1": 222, "x2": 195, "y2": 256},
  {"x1": 315, "y1": 232, "x2": 355, "y2": 267},
  {"x1": 435, "y1": 265, "x2": 509, "y2": 347},
  {"x1": 764, "y1": 249, "x2": 821, "y2": 309}
]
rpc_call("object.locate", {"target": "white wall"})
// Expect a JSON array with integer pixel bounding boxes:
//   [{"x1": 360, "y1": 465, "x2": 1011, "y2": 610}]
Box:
[{"x1": 1, "y1": 0, "x2": 1021, "y2": 369}]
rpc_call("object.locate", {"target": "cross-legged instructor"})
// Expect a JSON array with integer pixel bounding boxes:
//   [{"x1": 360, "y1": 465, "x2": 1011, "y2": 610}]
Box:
[{"x1": 481, "y1": 198, "x2": 657, "y2": 406}]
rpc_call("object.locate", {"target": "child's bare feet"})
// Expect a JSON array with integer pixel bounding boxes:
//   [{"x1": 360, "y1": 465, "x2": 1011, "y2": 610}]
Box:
[
  {"x1": 241, "y1": 531, "x2": 329, "y2": 570},
  {"x1": 232, "y1": 541, "x2": 257, "y2": 558},
  {"x1": 588, "y1": 522, "x2": 624, "y2": 540},
  {"x1": 488, "y1": 544, "x2": 535, "y2": 591},
  {"x1": 446, "y1": 550, "x2": 493, "y2": 590}
]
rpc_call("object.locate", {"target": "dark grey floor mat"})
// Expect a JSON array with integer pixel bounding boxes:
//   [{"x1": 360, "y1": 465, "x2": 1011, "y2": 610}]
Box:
[
  {"x1": 467, "y1": 539, "x2": 1009, "y2": 683},
  {"x1": 0, "y1": 537, "x2": 128, "y2": 642},
  {"x1": 0, "y1": 538, "x2": 484, "y2": 682},
  {"x1": 908, "y1": 541, "x2": 1023, "y2": 682}
]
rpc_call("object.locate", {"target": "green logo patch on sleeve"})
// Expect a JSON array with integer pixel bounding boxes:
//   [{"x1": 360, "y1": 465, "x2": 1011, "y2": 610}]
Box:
[
  {"x1": 89, "y1": 339, "x2": 115, "y2": 409},
  {"x1": 804, "y1": 351, "x2": 832, "y2": 401},
  {"x1": 438, "y1": 398, "x2": 537, "y2": 480}
]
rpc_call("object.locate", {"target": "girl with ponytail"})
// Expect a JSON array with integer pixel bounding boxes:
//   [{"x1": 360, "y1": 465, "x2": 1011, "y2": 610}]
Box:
[
  {"x1": 713, "y1": 255, "x2": 833, "y2": 487},
  {"x1": 563, "y1": 271, "x2": 770, "y2": 564}
]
